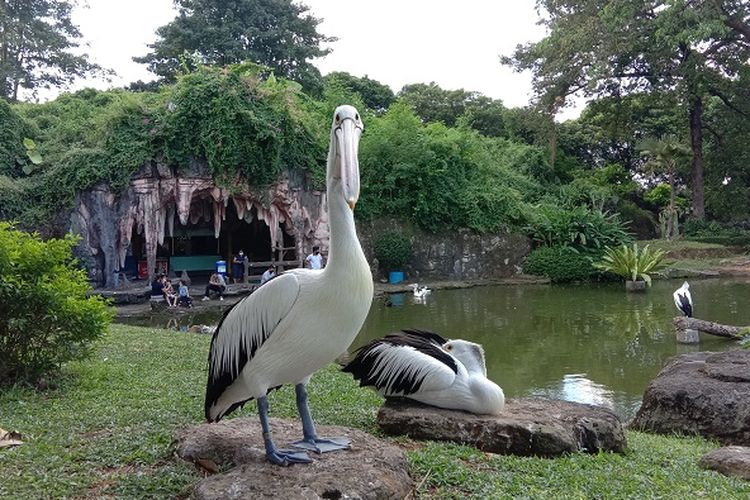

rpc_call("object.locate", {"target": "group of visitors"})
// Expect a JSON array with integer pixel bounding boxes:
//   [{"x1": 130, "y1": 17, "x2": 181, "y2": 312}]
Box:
[
  {"x1": 148, "y1": 246, "x2": 325, "y2": 308},
  {"x1": 151, "y1": 274, "x2": 193, "y2": 308}
]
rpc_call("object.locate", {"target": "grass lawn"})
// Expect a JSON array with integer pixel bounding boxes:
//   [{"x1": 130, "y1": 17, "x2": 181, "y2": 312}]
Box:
[{"x1": 1, "y1": 324, "x2": 749, "y2": 498}]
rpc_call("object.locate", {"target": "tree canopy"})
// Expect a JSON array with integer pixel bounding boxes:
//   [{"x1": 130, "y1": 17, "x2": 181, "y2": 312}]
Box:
[
  {"x1": 134, "y1": 0, "x2": 334, "y2": 93},
  {"x1": 0, "y1": 0, "x2": 100, "y2": 101},
  {"x1": 503, "y1": 0, "x2": 750, "y2": 219}
]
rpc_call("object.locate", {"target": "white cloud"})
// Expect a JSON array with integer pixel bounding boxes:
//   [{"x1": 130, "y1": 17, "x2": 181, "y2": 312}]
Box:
[{"x1": 42, "y1": 0, "x2": 584, "y2": 119}]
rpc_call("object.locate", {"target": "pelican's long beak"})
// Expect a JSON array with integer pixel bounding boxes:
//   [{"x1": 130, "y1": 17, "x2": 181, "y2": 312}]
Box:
[{"x1": 336, "y1": 117, "x2": 361, "y2": 211}]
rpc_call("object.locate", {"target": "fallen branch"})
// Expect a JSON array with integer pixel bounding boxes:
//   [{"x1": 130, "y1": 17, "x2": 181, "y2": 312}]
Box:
[{"x1": 674, "y1": 317, "x2": 750, "y2": 340}]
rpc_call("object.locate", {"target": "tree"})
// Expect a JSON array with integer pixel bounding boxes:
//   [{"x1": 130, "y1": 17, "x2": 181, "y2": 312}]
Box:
[
  {"x1": 134, "y1": 0, "x2": 334, "y2": 93},
  {"x1": 503, "y1": 0, "x2": 750, "y2": 220},
  {"x1": 323, "y1": 72, "x2": 394, "y2": 113},
  {"x1": 398, "y1": 82, "x2": 479, "y2": 127},
  {"x1": 0, "y1": 0, "x2": 100, "y2": 101},
  {"x1": 638, "y1": 136, "x2": 691, "y2": 240}
]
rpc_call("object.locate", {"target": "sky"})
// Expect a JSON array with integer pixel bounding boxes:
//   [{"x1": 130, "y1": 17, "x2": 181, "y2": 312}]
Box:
[{"x1": 63, "y1": 0, "x2": 582, "y2": 119}]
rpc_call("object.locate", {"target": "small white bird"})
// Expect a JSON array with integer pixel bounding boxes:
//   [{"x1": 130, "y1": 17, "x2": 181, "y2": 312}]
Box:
[
  {"x1": 343, "y1": 329, "x2": 505, "y2": 415},
  {"x1": 673, "y1": 281, "x2": 693, "y2": 317},
  {"x1": 408, "y1": 283, "x2": 431, "y2": 298}
]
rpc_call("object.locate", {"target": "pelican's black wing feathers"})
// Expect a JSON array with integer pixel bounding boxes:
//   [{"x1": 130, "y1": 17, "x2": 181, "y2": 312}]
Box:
[{"x1": 343, "y1": 329, "x2": 458, "y2": 396}]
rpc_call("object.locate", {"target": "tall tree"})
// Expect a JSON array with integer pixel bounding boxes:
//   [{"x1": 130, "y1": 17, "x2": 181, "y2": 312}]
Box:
[
  {"x1": 0, "y1": 0, "x2": 99, "y2": 102},
  {"x1": 323, "y1": 72, "x2": 394, "y2": 113},
  {"x1": 134, "y1": 0, "x2": 334, "y2": 93},
  {"x1": 503, "y1": 0, "x2": 750, "y2": 219}
]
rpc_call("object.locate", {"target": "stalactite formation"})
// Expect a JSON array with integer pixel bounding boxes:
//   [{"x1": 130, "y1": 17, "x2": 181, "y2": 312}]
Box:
[{"x1": 70, "y1": 162, "x2": 327, "y2": 288}]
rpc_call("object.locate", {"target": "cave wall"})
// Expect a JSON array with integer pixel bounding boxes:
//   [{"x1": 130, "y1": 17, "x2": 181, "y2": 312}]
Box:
[{"x1": 72, "y1": 161, "x2": 327, "y2": 288}]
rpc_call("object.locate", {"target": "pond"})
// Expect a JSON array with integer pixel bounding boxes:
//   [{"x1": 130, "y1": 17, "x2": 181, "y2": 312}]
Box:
[{"x1": 117, "y1": 278, "x2": 750, "y2": 420}]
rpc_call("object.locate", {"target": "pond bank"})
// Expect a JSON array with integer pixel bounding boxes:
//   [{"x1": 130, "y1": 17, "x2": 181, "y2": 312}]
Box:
[{"x1": 112, "y1": 274, "x2": 551, "y2": 318}]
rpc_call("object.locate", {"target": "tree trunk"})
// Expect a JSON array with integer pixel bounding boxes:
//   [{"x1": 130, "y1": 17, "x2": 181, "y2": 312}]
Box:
[
  {"x1": 688, "y1": 95, "x2": 705, "y2": 219},
  {"x1": 674, "y1": 316, "x2": 748, "y2": 339},
  {"x1": 667, "y1": 166, "x2": 676, "y2": 240}
]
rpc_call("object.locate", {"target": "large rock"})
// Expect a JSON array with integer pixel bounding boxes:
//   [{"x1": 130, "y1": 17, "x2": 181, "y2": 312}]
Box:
[
  {"x1": 377, "y1": 398, "x2": 626, "y2": 457},
  {"x1": 700, "y1": 446, "x2": 750, "y2": 481},
  {"x1": 175, "y1": 417, "x2": 412, "y2": 500},
  {"x1": 630, "y1": 350, "x2": 750, "y2": 444}
]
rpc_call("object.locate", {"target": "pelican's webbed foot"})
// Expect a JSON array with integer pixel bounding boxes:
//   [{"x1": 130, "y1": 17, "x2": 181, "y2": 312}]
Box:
[
  {"x1": 266, "y1": 448, "x2": 313, "y2": 466},
  {"x1": 291, "y1": 436, "x2": 351, "y2": 454}
]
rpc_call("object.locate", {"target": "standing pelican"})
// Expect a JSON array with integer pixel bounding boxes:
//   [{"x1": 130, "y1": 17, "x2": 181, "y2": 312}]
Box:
[
  {"x1": 343, "y1": 329, "x2": 505, "y2": 415},
  {"x1": 673, "y1": 281, "x2": 693, "y2": 317},
  {"x1": 204, "y1": 105, "x2": 373, "y2": 466}
]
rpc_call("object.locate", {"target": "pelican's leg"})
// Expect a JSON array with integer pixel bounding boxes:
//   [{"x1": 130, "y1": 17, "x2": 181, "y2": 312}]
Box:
[
  {"x1": 291, "y1": 383, "x2": 351, "y2": 453},
  {"x1": 257, "y1": 396, "x2": 312, "y2": 466}
]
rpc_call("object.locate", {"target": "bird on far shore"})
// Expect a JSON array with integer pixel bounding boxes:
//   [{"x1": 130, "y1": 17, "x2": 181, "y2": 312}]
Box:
[
  {"x1": 673, "y1": 281, "x2": 693, "y2": 317},
  {"x1": 409, "y1": 283, "x2": 431, "y2": 298}
]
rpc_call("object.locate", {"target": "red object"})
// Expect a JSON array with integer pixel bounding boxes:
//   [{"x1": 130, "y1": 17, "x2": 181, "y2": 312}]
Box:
[{"x1": 138, "y1": 259, "x2": 168, "y2": 278}]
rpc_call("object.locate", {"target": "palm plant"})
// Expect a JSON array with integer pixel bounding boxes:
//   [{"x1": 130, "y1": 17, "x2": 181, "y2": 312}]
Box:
[
  {"x1": 637, "y1": 136, "x2": 691, "y2": 241},
  {"x1": 595, "y1": 243, "x2": 669, "y2": 287}
]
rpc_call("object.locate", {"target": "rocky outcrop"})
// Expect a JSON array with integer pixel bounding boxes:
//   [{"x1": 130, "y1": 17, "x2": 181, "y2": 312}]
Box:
[
  {"x1": 377, "y1": 398, "x2": 626, "y2": 457},
  {"x1": 359, "y1": 220, "x2": 531, "y2": 280},
  {"x1": 71, "y1": 161, "x2": 327, "y2": 287},
  {"x1": 700, "y1": 446, "x2": 750, "y2": 481},
  {"x1": 175, "y1": 417, "x2": 413, "y2": 499},
  {"x1": 630, "y1": 350, "x2": 750, "y2": 444}
]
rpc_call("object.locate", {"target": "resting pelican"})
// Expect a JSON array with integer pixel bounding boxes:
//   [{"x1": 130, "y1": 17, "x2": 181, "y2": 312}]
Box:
[
  {"x1": 204, "y1": 105, "x2": 373, "y2": 466},
  {"x1": 409, "y1": 283, "x2": 431, "y2": 298},
  {"x1": 673, "y1": 281, "x2": 693, "y2": 317},
  {"x1": 343, "y1": 329, "x2": 505, "y2": 415}
]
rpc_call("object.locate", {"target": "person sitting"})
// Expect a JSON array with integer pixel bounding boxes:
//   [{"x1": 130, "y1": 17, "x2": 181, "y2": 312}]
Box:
[
  {"x1": 151, "y1": 274, "x2": 165, "y2": 300},
  {"x1": 202, "y1": 272, "x2": 226, "y2": 301},
  {"x1": 260, "y1": 265, "x2": 276, "y2": 285},
  {"x1": 177, "y1": 280, "x2": 193, "y2": 308},
  {"x1": 163, "y1": 278, "x2": 178, "y2": 307}
]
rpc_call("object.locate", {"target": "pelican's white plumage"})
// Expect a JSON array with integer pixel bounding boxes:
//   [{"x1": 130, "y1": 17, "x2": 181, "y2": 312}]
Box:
[
  {"x1": 343, "y1": 329, "x2": 505, "y2": 415},
  {"x1": 673, "y1": 281, "x2": 693, "y2": 317},
  {"x1": 204, "y1": 105, "x2": 373, "y2": 465}
]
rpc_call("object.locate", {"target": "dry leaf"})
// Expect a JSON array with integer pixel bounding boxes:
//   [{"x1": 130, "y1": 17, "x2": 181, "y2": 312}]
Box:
[
  {"x1": 194, "y1": 457, "x2": 219, "y2": 474},
  {"x1": 0, "y1": 427, "x2": 23, "y2": 448}
]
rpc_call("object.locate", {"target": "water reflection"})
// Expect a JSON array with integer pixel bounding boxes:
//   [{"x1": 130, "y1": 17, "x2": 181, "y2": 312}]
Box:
[{"x1": 117, "y1": 278, "x2": 750, "y2": 419}]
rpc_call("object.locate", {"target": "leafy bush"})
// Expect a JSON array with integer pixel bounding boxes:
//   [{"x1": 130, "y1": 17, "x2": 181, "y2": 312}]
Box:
[
  {"x1": 373, "y1": 231, "x2": 413, "y2": 270},
  {"x1": 594, "y1": 243, "x2": 668, "y2": 286},
  {"x1": 522, "y1": 245, "x2": 595, "y2": 282},
  {"x1": 525, "y1": 204, "x2": 633, "y2": 253},
  {"x1": 0, "y1": 223, "x2": 112, "y2": 384},
  {"x1": 682, "y1": 219, "x2": 750, "y2": 246}
]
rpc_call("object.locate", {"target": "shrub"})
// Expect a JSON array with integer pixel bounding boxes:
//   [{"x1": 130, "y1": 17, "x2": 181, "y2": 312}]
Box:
[
  {"x1": 522, "y1": 245, "x2": 594, "y2": 283},
  {"x1": 525, "y1": 204, "x2": 633, "y2": 253},
  {"x1": 0, "y1": 223, "x2": 112, "y2": 385},
  {"x1": 594, "y1": 243, "x2": 668, "y2": 286},
  {"x1": 373, "y1": 231, "x2": 413, "y2": 270},
  {"x1": 682, "y1": 219, "x2": 750, "y2": 246}
]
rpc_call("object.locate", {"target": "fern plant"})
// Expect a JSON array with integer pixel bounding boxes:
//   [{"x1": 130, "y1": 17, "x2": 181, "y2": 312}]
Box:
[{"x1": 594, "y1": 243, "x2": 668, "y2": 286}]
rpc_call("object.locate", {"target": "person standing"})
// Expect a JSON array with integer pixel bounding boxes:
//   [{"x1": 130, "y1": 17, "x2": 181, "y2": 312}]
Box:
[
  {"x1": 232, "y1": 249, "x2": 247, "y2": 284},
  {"x1": 305, "y1": 246, "x2": 324, "y2": 270}
]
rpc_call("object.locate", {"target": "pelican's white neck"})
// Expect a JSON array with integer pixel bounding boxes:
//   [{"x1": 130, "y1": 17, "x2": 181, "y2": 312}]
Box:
[{"x1": 324, "y1": 178, "x2": 366, "y2": 277}]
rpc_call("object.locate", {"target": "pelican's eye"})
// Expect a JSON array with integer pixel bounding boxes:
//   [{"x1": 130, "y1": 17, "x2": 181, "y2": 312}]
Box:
[
  {"x1": 445, "y1": 344, "x2": 453, "y2": 351},
  {"x1": 335, "y1": 114, "x2": 341, "y2": 123},
  {"x1": 355, "y1": 113, "x2": 359, "y2": 121}
]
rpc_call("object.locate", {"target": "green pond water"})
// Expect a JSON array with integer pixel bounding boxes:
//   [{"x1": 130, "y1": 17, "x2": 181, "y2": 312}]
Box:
[{"x1": 117, "y1": 278, "x2": 750, "y2": 419}]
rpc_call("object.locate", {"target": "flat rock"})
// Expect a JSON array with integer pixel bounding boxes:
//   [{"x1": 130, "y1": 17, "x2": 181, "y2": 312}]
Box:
[
  {"x1": 175, "y1": 417, "x2": 412, "y2": 500},
  {"x1": 630, "y1": 351, "x2": 750, "y2": 444},
  {"x1": 377, "y1": 398, "x2": 626, "y2": 457},
  {"x1": 700, "y1": 446, "x2": 750, "y2": 481}
]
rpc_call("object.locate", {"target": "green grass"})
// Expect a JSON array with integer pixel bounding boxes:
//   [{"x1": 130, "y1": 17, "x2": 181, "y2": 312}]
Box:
[{"x1": 2, "y1": 324, "x2": 749, "y2": 498}]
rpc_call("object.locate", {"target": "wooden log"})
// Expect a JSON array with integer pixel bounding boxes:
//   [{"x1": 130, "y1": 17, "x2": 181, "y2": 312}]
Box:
[{"x1": 674, "y1": 317, "x2": 749, "y2": 340}]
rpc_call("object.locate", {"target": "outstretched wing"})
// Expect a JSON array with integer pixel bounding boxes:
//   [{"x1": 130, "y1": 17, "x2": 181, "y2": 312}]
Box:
[
  {"x1": 205, "y1": 273, "x2": 301, "y2": 421},
  {"x1": 343, "y1": 329, "x2": 458, "y2": 396},
  {"x1": 673, "y1": 290, "x2": 693, "y2": 317}
]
